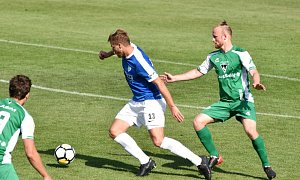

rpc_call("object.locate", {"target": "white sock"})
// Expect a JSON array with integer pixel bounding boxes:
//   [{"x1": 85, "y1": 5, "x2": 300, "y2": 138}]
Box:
[
  {"x1": 114, "y1": 133, "x2": 149, "y2": 164},
  {"x1": 160, "y1": 137, "x2": 202, "y2": 166}
]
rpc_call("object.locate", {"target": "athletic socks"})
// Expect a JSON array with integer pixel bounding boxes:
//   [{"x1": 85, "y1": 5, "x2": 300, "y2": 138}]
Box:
[
  {"x1": 196, "y1": 126, "x2": 219, "y2": 157},
  {"x1": 114, "y1": 133, "x2": 149, "y2": 164},
  {"x1": 160, "y1": 137, "x2": 202, "y2": 166},
  {"x1": 252, "y1": 135, "x2": 270, "y2": 167}
]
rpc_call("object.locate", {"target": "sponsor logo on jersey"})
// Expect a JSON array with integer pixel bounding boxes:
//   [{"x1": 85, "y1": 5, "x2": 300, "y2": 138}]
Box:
[
  {"x1": 0, "y1": 105, "x2": 16, "y2": 112},
  {"x1": 218, "y1": 72, "x2": 241, "y2": 79},
  {"x1": 220, "y1": 62, "x2": 229, "y2": 73}
]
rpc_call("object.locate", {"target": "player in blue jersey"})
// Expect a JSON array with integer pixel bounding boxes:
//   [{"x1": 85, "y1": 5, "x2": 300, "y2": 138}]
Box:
[
  {"x1": 99, "y1": 29, "x2": 211, "y2": 179},
  {"x1": 0, "y1": 75, "x2": 52, "y2": 180},
  {"x1": 162, "y1": 21, "x2": 276, "y2": 179}
]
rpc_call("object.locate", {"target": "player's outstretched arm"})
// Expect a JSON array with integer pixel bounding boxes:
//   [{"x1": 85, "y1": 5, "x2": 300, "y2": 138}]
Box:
[
  {"x1": 23, "y1": 139, "x2": 52, "y2": 180},
  {"x1": 98, "y1": 50, "x2": 114, "y2": 60},
  {"x1": 161, "y1": 69, "x2": 203, "y2": 83}
]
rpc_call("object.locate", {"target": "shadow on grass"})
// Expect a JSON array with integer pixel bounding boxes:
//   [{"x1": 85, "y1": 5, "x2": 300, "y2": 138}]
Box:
[
  {"x1": 38, "y1": 149, "x2": 266, "y2": 179},
  {"x1": 38, "y1": 149, "x2": 201, "y2": 178},
  {"x1": 213, "y1": 166, "x2": 266, "y2": 180}
]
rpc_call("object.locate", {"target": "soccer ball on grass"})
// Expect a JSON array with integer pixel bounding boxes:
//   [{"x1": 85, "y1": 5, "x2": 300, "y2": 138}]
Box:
[{"x1": 54, "y1": 144, "x2": 76, "y2": 165}]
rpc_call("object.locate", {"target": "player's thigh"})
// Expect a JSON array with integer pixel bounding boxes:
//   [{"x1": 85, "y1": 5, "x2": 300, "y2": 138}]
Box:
[
  {"x1": 109, "y1": 119, "x2": 131, "y2": 138},
  {"x1": 0, "y1": 164, "x2": 19, "y2": 180}
]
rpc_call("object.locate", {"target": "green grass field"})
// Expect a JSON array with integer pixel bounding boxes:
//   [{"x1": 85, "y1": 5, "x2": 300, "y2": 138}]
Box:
[{"x1": 0, "y1": 0, "x2": 299, "y2": 179}]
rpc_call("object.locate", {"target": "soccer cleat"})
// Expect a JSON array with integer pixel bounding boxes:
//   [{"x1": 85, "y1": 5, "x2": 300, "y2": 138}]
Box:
[
  {"x1": 264, "y1": 166, "x2": 276, "y2": 179},
  {"x1": 136, "y1": 159, "x2": 156, "y2": 176},
  {"x1": 198, "y1": 156, "x2": 211, "y2": 180},
  {"x1": 208, "y1": 155, "x2": 223, "y2": 169}
]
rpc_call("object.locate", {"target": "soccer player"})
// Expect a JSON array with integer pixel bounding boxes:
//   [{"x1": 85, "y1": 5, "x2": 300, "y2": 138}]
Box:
[
  {"x1": 0, "y1": 75, "x2": 52, "y2": 180},
  {"x1": 161, "y1": 21, "x2": 276, "y2": 179},
  {"x1": 98, "y1": 29, "x2": 211, "y2": 179}
]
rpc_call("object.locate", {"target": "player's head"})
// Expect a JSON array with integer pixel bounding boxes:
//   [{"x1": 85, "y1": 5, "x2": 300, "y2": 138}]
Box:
[
  {"x1": 212, "y1": 20, "x2": 232, "y2": 49},
  {"x1": 9, "y1": 75, "x2": 32, "y2": 103},
  {"x1": 108, "y1": 29, "x2": 131, "y2": 58}
]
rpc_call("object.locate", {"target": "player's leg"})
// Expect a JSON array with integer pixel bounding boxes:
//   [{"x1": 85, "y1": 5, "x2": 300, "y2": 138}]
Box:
[
  {"x1": 110, "y1": 119, "x2": 150, "y2": 165},
  {"x1": 241, "y1": 118, "x2": 276, "y2": 179},
  {"x1": 110, "y1": 101, "x2": 151, "y2": 174},
  {"x1": 148, "y1": 127, "x2": 211, "y2": 180},
  {"x1": 194, "y1": 113, "x2": 223, "y2": 169}
]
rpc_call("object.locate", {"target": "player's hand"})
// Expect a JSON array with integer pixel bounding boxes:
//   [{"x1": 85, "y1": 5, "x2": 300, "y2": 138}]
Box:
[
  {"x1": 253, "y1": 83, "x2": 266, "y2": 91},
  {"x1": 170, "y1": 106, "x2": 184, "y2": 122},
  {"x1": 161, "y1": 72, "x2": 176, "y2": 83},
  {"x1": 98, "y1": 51, "x2": 112, "y2": 60}
]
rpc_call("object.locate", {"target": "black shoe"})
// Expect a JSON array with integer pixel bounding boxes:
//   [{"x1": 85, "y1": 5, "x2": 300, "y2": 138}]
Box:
[
  {"x1": 198, "y1": 156, "x2": 211, "y2": 180},
  {"x1": 208, "y1": 155, "x2": 223, "y2": 169},
  {"x1": 136, "y1": 159, "x2": 156, "y2": 176},
  {"x1": 264, "y1": 166, "x2": 276, "y2": 179}
]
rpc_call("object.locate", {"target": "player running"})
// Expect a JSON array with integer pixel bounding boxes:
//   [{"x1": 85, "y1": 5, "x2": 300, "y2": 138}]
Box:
[
  {"x1": 98, "y1": 29, "x2": 211, "y2": 179},
  {"x1": 161, "y1": 21, "x2": 276, "y2": 179}
]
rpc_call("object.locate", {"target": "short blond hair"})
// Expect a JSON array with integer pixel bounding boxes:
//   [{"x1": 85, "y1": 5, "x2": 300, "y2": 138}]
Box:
[{"x1": 108, "y1": 29, "x2": 130, "y2": 46}]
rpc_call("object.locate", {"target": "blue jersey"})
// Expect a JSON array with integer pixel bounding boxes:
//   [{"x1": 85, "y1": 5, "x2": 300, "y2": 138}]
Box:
[{"x1": 122, "y1": 43, "x2": 162, "y2": 101}]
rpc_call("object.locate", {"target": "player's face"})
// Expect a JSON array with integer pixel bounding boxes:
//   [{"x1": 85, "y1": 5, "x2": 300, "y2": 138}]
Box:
[
  {"x1": 212, "y1": 27, "x2": 225, "y2": 49},
  {"x1": 111, "y1": 43, "x2": 123, "y2": 58}
]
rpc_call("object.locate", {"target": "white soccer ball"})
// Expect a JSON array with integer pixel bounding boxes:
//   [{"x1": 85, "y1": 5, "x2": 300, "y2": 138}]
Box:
[{"x1": 54, "y1": 144, "x2": 76, "y2": 165}]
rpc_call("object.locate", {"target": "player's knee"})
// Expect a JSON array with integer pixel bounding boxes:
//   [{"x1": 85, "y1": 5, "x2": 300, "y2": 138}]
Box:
[
  {"x1": 245, "y1": 129, "x2": 259, "y2": 140},
  {"x1": 152, "y1": 139, "x2": 163, "y2": 147},
  {"x1": 108, "y1": 128, "x2": 118, "y2": 139},
  {"x1": 193, "y1": 118, "x2": 206, "y2": 130}
]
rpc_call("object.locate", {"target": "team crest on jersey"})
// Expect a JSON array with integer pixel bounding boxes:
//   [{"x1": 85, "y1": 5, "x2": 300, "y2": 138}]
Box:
[
  {"x1": 127, "y1": 66, "x2": 132, "y2": 72},
  {"x1": 220, "y1": 62, "x2": 229, "y2": 73}
]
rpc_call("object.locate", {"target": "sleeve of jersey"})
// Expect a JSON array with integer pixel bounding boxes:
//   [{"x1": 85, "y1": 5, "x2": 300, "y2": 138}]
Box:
[
  {"x1": 197, "y1": 55, "x2": 213, "y2": 74},
  {"x1": 237, "y1": 51, "x2": 256, "y2": 71},
  {"x1": 20, "y1": 111, "x2": 35, "y2": 139},
  {"x1": 136, "y1": 59, "x2": 158, "y2": 82}
]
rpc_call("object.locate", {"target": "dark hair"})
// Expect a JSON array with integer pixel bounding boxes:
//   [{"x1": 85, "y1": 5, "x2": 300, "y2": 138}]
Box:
[
  {"x1": 219, "y1": 20, "x2": 232, "y2": 36},
  {"x1": 108, "y1": 29, "x2": 130, "y2": 46},
  {"x1": 9, "y1": 75, "x2": 32, "y2": 100}
]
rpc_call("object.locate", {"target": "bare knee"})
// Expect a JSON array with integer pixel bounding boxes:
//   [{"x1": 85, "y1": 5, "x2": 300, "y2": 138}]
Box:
[
  {"x1": 242, "y1": 119, "x2": 259, "y2": 140},
  {"x1": 152, "y1": 138, "x2": 163, "y2": 147},
  {"x1": 193, "y1": 114, "x2": 214, "y2": 131},
  {"x1": 244, "y1": 128, "x2": 259, "y2": 140},
  {"x1": 109, "y1": 128, "x2": 119, "y2": 139},
  {"x1": 108, "y1": 119, "x2": 130, "y2": 139}
]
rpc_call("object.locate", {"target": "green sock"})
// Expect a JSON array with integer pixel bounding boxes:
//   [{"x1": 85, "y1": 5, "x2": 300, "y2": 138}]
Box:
[
  {"x1": 196, "y1": 126, "x2": 219, "y2": 157},
  {"x1": 252, "y1": 135, "x2": 270, "y2": 167}
]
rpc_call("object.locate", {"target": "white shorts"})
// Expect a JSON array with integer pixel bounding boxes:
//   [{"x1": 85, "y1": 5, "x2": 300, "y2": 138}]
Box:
[{"x1": 115, "y1": 99, "x2": 166, "y2": 130}]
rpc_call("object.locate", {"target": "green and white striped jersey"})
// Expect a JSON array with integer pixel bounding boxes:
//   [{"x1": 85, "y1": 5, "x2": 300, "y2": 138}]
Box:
[
  {"x1": 0, "y1": 98, "x2": 35, "y2": 164},
  {"x1": 198, "y1": 45, "x2": 256, "y2": 102}
]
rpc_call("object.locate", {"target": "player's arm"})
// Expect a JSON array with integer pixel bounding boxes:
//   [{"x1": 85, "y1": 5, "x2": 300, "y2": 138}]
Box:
[
  {"x1": 249, "y1": 69, "x2": 266, "y2": 91},
  {"x1": 98, "y1": 50, "x2": 114, "y2": 60},
  {"x1": 162, "y1": 68, "x2": 204, "y2": 83},
  {"x1": 152, "y1": 77, "x2": 184, "y2": 122},
  {"x1": 23, "y1": 139, "x2": 52, "y2": 180}
]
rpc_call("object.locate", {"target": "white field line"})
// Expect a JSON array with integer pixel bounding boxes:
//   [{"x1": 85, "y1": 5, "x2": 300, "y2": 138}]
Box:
[
  {"x1": 0, "y1": 39, "x2": 299, "y2": 82},
  {"x1": 0, "y1": 80, "x2": 299, "y2": 119}
]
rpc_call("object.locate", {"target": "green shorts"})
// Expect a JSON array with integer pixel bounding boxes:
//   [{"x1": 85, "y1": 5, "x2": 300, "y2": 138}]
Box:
[
  {"x1": 202, "y1": 100, "x2": 257, "y2": 122},
  {"x1": 0, "y1": 164, "x2": 19, "y2": 180}
]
